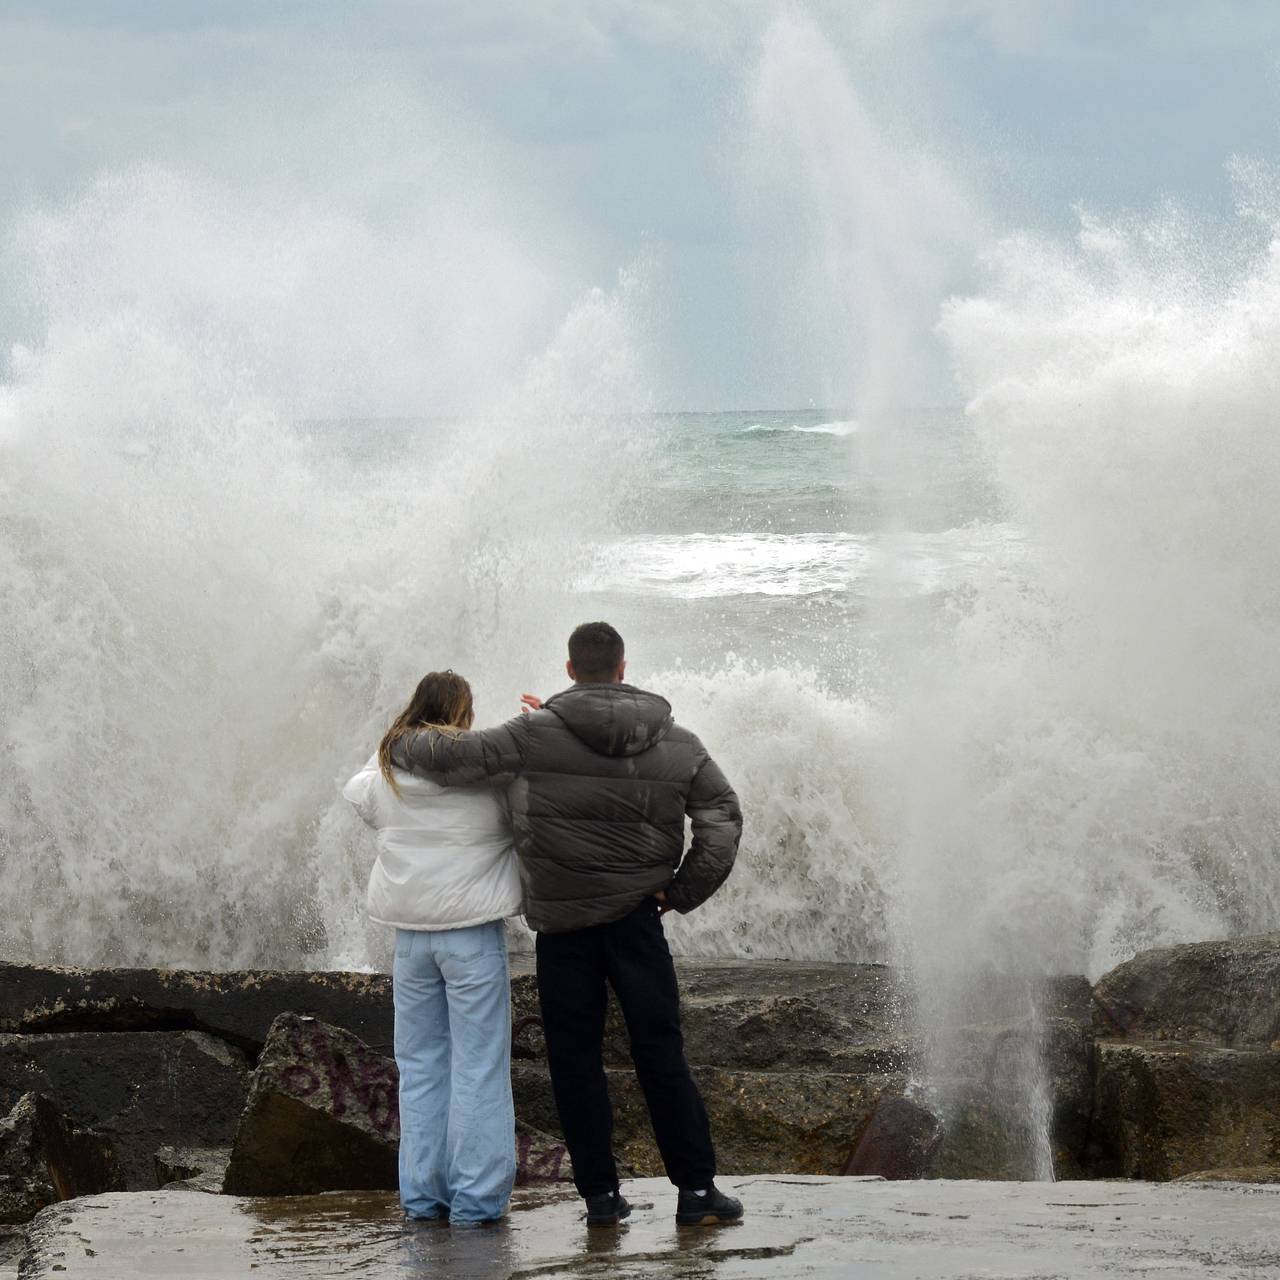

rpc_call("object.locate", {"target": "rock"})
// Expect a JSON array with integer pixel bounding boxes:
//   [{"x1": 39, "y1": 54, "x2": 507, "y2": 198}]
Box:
[
  {"x1": 1, "y1": 956, "x2": 911, "y2": 1070},
  {"x1": 0, "y1": 1093, "x2": 122, "y2": 1224},
  {"x1": 512, "y1": 962, "x2": 912, "y2": 1073},
  {"x1": 0, "y1": 1031, "x2": 251, "y2": 1189},
  {"x1": 514, "y1": 1121, "x2": 573, "y2": 1186},
  {"x1": 0, "y1": 964, "x2": 394, "y2": 1058},
  {"x1": 844, "y1": 1096, "x2": 942, "y2": 1179},
  {"x1": 510, "y1": 963, "x2": 1101, "y2": 1182},
  {"x1": 223, "y1": 1014, "x2": 399, "y2": 1196},
  {"x1": 927, "y1": 1090, "x2": 1053, "y2": 1181},
  {"x1": 224, "y1": 1013, "x2": 576, "y2": 1196},
  {"x1": 154, "y1": 1146, "x2": 230, "y2": 1193},
  {"x1": 512, "y1": 1062, "x2": 904, "y2": 1176},
  {"x1": 19, "y1": 1178, "x2": 1280, "y2": 1279},
  {"x1": 0, "y1": 1226, "x2": 23, "y2": 1273},
  {"x1": 1091, "y1": 933, "x2": 1280, "y2": 1047},
  {"x1": 1092, "y1": 1040, "x2": 1280, "y2": 1180},
  {"x1": 927, "y1": 1014, "x2": 1097, "y2": 1180},
  {"x1": 1175, "y1": 1164, "x2": 1280, "y2": 1183}
]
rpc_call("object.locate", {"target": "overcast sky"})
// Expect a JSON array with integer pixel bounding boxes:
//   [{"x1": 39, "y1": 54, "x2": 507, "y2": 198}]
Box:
[{"x1": 3, "y1": 1, "x2": 1279, "y2": 411}]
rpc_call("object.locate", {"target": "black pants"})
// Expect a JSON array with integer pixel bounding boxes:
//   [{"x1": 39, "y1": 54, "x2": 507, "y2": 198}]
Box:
[{"x1": 535, "y1": 900, "x2": 716, "y2": 1196}]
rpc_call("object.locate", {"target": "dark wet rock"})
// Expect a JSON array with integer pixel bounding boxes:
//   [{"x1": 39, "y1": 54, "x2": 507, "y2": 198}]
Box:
[
  {"x1": 927, "y1": 1013, "x2": 1096, "y2": 1179},
  {"x1": 928, "y1": 1090, "x2": 1062, "y2": 1181},
  {"x1": 154, "y1": 1145, "x2": 230, "y2": 1193},
  {"x1": 512, "y1": 961, "x2": 912, "y2": 1073},
  {"x1": 0, "y1": 1226, "x2": 23, "y2": 1274},
  {"x1": 1092, "y1": 1039, "x2": 1280, "y2": 1180},
  {"x1": 0, "y1": 1093, "x2": 122, "y2": 1225},
  {"x1": 514, "y1": 1121, "x2": 573, "y2": 1186},
  {"x1": 224, "y1": 1013, "x2": 575, "y2": 1196},
  {"x1": 0, "y1": 963, "x2": 394, "y2": 1058},
  {"x1": 511, "y1": 963, "x2": 1102, "y2": 1182},
  {"x1": 1174, "y1": 1164, "x2": 1280, "y2": 1183},
  {"x1": 224, "y1": 1014, "x2": 399, "y2": 1196},
  {"x1": 513, "y1": 1062, "x2": 904, "y2": 1177},
  {"x1": 18, "y1": 1177, "x2": 1280, "y2": 1279},
  {"x1": 844, "y1": 1096, "x2": 943, "y2": 1179},
  {"x1": 888, "y1": 982, "x2": 1099, "y2": 1182},
  {"x1": 1091, "y1": 933, "x2": 1280, "y2": 1047},
  {"x1": 0, "y1": 1031, "x2": 250, "y2": 1189}
]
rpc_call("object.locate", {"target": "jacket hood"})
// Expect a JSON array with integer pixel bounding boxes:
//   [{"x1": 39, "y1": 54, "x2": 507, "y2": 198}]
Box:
[{"x1": 544, "y1": 683, "x2": 673, "y2": 758}]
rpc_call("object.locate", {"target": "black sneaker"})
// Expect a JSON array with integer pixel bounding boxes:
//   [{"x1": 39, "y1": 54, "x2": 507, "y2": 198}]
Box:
[
  {"x1": 584, "y1": 1189, "x2": 632, "y2": 1226},
  {"x1": 676, "y1": 1183, "x2": 743, "y2": 1226}
]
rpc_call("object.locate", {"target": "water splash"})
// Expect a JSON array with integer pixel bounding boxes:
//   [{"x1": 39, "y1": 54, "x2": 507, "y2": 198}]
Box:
[
  {"x1": 744, "y1": 13, "x2": 1280, "y2": 1178},
  {"x1": 0, "y1": 167, "x2": 648, "y2": 969}
]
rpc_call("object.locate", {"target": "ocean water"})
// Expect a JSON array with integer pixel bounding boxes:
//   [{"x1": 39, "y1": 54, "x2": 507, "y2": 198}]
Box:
[{"x1": 309, "y1": 406, "x2": 1013, "y2": 698}]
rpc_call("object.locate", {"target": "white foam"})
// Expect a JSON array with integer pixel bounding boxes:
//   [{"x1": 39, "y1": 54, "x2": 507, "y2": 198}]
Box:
[
  {"x1": 740, "y1": 419, "x2": 858, "y2": 436},
  {"x1": 0, "y1": 169, "x2": 648, "y2": 970},
  {"x1": 582, "y1": 526, "x2": 1024, "y2": 599},
  {"x1": 796, "y1": 419, "x2": 857, "y2": 435}
]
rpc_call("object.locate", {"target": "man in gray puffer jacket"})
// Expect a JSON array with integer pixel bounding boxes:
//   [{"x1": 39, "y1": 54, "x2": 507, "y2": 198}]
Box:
[{"x1": 390, "y1": 621, "x2": 743, "y2": 1226}]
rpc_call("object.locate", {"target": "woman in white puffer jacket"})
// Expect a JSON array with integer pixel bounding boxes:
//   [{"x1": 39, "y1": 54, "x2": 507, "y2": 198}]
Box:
[{"x1": 343, "y1": 670, "x2": 522, "y2": 1225}]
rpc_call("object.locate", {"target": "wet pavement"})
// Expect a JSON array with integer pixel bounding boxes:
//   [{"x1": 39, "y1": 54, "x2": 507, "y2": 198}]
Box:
[{"x1": 18, "y1": 1175, "x2": 1280, "y2": 1278}]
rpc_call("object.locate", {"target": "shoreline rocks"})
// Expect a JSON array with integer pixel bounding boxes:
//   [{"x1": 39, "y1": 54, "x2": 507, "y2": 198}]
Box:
[
  {"x1": 224, "y1": 1012, "x2": 574, "y2": 1196},
  {"x1": 154, "y1": 1145, "x2": 230, "y2": 1193},
  {"x1": 224, "y1": 1013, "x2": 399, "y2": 1196},
  {"x1": 1091, "y1": 934, "x2": 1280, "y2": 1046},
  {"x1": 1092, "y1": 1040, "x2": 1280, "y2": 1180},
  {"x1": 0, "y1": 1030, "x2": 250, "y2": 1188},
  {"x1": 0, "y1": 935, "x2": 1275, "y2": 1218},
  {"x1": 1087, "y1": 933, "x2": 1280, "y2": 1183},
  {"x1": 0, "y1": 1093, "x2": 122, "y2": 1225},
  {"x1": 0, "y1": 964, "x2": 394, "y2": 1059}
]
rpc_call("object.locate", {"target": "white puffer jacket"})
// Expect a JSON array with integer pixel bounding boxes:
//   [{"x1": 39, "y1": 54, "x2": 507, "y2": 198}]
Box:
[{"x1": 342, "y1": 755, "x2": 523, "y2": 931}]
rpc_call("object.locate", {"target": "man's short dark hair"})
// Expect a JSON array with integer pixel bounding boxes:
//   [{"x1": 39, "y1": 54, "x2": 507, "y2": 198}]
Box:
[{"x1": 568, "y1": 621, "x2": 625, "y2": 682}]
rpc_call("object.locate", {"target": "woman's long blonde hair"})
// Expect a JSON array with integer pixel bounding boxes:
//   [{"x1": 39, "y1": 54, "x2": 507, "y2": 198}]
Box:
[{"x1": 378, "y1": 670, "x2": 474, "y2": 796}]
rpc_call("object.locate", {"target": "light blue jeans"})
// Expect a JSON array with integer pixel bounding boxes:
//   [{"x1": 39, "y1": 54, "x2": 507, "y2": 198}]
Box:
[{"x1": 393, "y1": 921, "x2": 516, "y2": 1222}]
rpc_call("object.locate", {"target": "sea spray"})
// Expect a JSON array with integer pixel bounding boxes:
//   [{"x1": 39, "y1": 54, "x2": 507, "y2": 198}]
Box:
[
  {"x1": 0, "y1": 168, "x2": 649, "y2": 968},
  {"x1": 889, "y1": 141, "x2": 1280, "y2": 1181},
  {"x1": 657, "y1": 661, "x2": 893, "y2": 963},
  {"x1": 742, "y1": 12, "x2": 1280, "y2": 1178}
]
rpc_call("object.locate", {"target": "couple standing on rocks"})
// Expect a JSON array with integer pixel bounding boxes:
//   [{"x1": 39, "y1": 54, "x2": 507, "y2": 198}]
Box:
[{"x1": 343, "y1": 621, "x2": 745, "y2": 1229}]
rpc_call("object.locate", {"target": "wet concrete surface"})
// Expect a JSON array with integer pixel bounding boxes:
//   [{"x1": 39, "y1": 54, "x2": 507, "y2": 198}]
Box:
[{"x1": 18, "y1": 1175, "x2": 1280, "y2": 1278}]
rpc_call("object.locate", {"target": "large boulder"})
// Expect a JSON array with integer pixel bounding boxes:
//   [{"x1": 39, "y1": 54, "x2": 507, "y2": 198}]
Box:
[
  {"x1": 514, "y1": 1121, "x2": 573, "y2": 1187},
  {"x1": 225, "y1": 1013, "x2": 575, "y2": 1196},
  {"x1": 512, "y1": 1062, "x2": 904, "y2": 1176},
  {"x1": 927, "y1": 1014, "x2": 1097, "y2": 1180},
  {"x1": 511, "y1": 962, "x2": 911, "y2": 1073},
  {"x1": 223, "y1": 1014, "x2": 399, "y2": 1196},
  {"x1": 0, "y1": 1093, "x2": 123, "y2": 1224},
  {"x1": 510, "y1": 964, "x2": 1102, "y2": 1181},
  {"x1": 1091, "y1": 1040, "x2": 1280, "y2": 1181},
  {"x1": 0, "y1": 963, "x2": 393, "y2": 1057},
  {"x1": 1091, "y1": 934, "x2": 1280, "y2": 1047},
  {"x1": 0, "y1": 1030, "x2": 251, "y2": 1188},
  {"x1": 844, "y1": 1096, "x2": 942, "y2": 1179}
]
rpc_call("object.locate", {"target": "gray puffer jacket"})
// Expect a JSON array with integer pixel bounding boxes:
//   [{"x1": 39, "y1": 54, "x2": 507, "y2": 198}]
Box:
[{"x1": 390, "y1": 682, "x2": 742, "y2": 933}]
